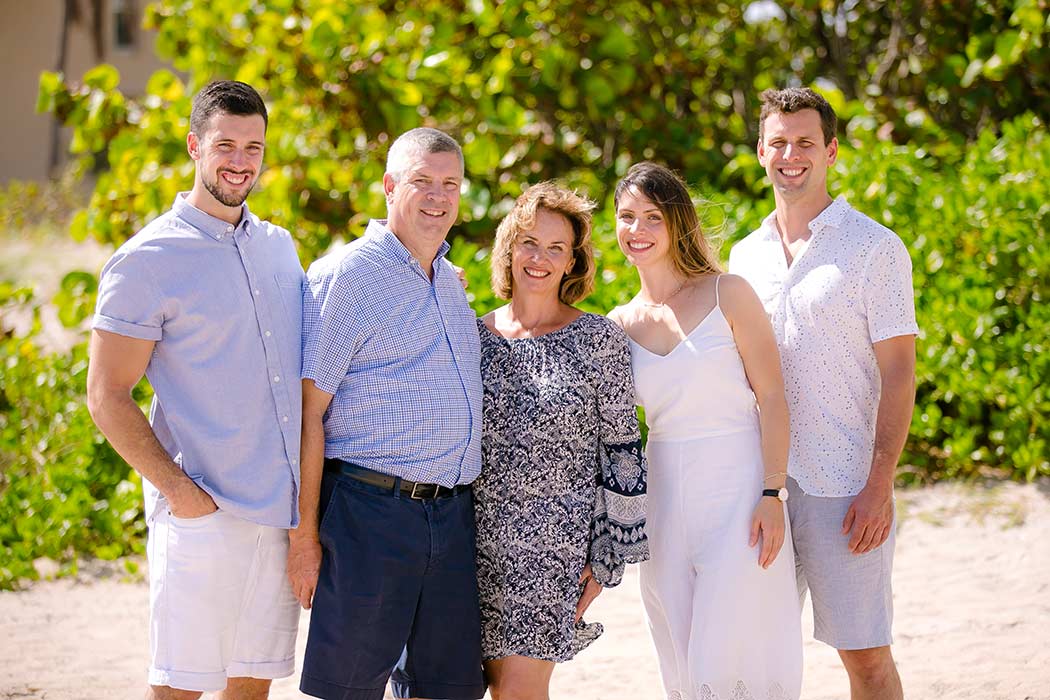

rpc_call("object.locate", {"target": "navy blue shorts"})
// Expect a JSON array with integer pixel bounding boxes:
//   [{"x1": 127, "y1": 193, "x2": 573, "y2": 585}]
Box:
[{"x1": 300, "y1": 469, "x2": 486, "y2": 700}]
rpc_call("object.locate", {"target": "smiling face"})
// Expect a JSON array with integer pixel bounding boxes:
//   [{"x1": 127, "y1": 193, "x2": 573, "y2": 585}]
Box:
[
  {"x1": 757, "y1": 108, "x2": 838, "y2": 203},
  {"x1": 511, "y1": 208, "x2": 576, "y2": 299},
  {"x1": 615, "y1": 188, "x2": 671, "y2": 269},
  {"x1": 187, "y1": 112, "x2": 266, "y2": 210},
  {"x1": 383, "y1": 150, "x2": 463, "y2": 249}
]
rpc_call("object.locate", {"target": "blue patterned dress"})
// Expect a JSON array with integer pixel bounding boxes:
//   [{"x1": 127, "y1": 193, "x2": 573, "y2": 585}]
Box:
[{"x1": 474, "y1": 312, "x2": 648, "y2": 662}]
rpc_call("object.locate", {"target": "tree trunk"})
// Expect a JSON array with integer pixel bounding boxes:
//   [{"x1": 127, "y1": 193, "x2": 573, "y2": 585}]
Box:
[{"x1": 49, "y1": 0, "x2": 77, "y2": 175}]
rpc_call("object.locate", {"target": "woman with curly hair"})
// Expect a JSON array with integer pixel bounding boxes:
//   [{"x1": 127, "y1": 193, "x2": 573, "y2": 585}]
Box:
[{"x1": 474, "y1": 181, "x2": 648, "y2": 700}]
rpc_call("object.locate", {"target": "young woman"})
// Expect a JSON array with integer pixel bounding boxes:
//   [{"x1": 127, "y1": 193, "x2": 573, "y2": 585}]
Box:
[
  {"x1": 610, "y1": 163, "x2": 802, "y2": 700},
  {"x1": 474, "y1": 181, "x2": 648, "y2": 700}
]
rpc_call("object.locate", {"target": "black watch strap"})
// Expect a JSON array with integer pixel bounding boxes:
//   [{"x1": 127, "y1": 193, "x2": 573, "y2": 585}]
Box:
[{"x1": 761, "y1": 489, "x2": 780, "y2": 498}]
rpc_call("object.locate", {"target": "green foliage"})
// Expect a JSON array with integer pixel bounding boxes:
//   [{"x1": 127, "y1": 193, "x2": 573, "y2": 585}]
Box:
[
  {"x1": 35, "y1": 0, "x2": 1049, "y2": 261},
  {"x1": 0, "y1": 282, "x2": 145, "y2": 589},
  {"x1": 876, "y1": 116, "x2": 1047, "y2": 482},
  {"x1": 0, "y1": 167, "x2": 87, "y2": 239},
  {"x1": 449, "y1": 118, "x2": 1050, "y2": 485},
  {"x1": 9, "y1": 0, "x2": 1046, "y2": 584}
]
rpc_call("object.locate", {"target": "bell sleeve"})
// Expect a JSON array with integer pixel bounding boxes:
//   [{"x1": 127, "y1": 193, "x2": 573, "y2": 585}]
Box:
[{"x1": 588, "y1": 322, "x2": 649, "y2": 587}]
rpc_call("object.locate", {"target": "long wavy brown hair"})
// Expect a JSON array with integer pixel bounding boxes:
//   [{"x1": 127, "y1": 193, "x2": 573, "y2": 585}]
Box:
[{"x1": 614, "y1": 162, "x2": 721, "y2": 278}]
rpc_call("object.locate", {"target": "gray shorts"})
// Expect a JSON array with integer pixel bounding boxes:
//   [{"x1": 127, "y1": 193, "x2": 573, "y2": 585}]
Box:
[{"x1": 786, "y1": 477, "x2": 895, "y2": 650}]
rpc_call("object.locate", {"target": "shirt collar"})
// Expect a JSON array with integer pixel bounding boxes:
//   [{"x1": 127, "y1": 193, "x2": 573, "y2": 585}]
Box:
[
  {"x1": 758, "y1": 209, "x2": 780, "y2": 242},
  {"x1": 758, "y1": 195, "x2": 851, "y2": 241},
  {"x1": 172, "y1": 193, "x2": 250, "y2": 242},
  {"x1": 808, "y1": 195, "x2": 851, "y2": 234},
  {"x1": 366, "y1": 219, "x2": 451, "y2": 265}
]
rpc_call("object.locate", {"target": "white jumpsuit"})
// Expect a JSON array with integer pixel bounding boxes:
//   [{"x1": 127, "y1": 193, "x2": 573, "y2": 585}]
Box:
[{"x1": 628, "y1": 278, "x2": 803, "y2": 700}]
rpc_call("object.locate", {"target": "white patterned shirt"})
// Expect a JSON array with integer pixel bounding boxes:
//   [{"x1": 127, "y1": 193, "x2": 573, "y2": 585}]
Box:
[{"x1": 729, "y1": 196, "x2": 918, "y2": 497}]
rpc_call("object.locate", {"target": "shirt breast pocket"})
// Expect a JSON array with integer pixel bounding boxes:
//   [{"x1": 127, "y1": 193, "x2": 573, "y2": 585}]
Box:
[{"x1": 274, "y1": 273, "x2": 304, "y2": 340}]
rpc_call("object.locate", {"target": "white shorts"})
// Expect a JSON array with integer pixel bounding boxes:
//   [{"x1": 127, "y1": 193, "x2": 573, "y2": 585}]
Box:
[{"x1": 146, "y1": 508, "x2": 300, "y2": 692}]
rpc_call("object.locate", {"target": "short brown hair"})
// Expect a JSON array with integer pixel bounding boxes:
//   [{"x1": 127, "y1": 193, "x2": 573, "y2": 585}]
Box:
[
  {"x1": 614, "y1": 162, "x2": 721, "y2": 279},
  {"x1": 491, "y1": 182, "x2": 596, "y2": 304},
  {"x1": 190, "y1": 80, "x2": 268, "y2": 136},
  {"x1": 758, "y1": 87, "x2": 838, "y2": 146}
]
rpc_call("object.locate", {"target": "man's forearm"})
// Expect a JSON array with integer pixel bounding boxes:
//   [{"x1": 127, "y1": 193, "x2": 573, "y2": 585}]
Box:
[
  {"x1": 88, "y1": 389, "x2": 196, "y2": 499},
  {"x1": 292, "y1": 413, "x2": 326, "y2": 540},
  {"x1": 867, "y1": 371, "x2": 916, "y2": 489}
]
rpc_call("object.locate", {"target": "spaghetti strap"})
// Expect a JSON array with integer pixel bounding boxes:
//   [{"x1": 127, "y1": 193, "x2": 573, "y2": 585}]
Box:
[{"x1": 714, "y1": 273, "x2": 722, "y2": 308}]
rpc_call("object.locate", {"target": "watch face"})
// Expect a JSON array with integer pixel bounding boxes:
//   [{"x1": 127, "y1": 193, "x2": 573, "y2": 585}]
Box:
[{"x1": 778, "y1": 488, "x2": 789, "y2": 502}]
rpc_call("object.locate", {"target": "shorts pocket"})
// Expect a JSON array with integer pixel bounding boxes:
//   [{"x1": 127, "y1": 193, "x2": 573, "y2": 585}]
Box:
[{"x1": 168, "y1": 508, "x2": 222, "y2": 527}]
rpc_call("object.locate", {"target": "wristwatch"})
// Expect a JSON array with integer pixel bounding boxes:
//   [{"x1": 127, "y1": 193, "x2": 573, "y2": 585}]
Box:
[{"x1": 762, "y1": 488, "x2": 789, "y2": 502}]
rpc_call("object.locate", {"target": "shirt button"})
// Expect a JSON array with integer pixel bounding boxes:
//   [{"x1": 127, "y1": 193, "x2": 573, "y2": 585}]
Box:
[
  {"x1": 282, "y1": 415, "x2": 289, "y2": 422},
  {"x1": 264, "y1": 330, "x2": 272, "y2": 337},
  {"x1": 226, "y1": 225, "x2": 234, "y2": 232},
  {"x1": 291, "y1": 458, "x2": 298, "y2": 465},
  {"x1": 254, "y1": 289, "x2": 261, "y2": 296},
  {"x1": 273, "y1": 375, "x2": 281, "y2": 383}
]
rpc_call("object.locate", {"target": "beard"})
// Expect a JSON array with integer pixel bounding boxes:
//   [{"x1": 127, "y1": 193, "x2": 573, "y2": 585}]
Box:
[{"x1": 203, "y1": 169, "x2": 256, "y2": 208}]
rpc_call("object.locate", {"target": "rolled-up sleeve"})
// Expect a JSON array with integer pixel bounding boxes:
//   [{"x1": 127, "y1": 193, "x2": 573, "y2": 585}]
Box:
[
  {"x1": 93, "y1": 250, "x2": 165, "y2": 341},
  {"x1": 588, "y1": 324, "x2": 649, "y2": 587}
]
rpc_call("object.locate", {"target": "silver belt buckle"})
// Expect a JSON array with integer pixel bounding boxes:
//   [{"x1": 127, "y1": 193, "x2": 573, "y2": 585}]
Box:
[{"x1": 409, "y1": 481, "x2": 434, "y2": 499}]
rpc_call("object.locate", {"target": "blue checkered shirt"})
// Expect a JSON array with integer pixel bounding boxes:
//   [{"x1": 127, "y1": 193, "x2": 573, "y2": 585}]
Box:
[{"x1": 302, "y1": 219, "x2": 482, "y2": 486}]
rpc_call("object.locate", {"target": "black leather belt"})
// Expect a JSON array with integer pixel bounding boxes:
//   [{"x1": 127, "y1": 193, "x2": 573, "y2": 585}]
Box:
[{"x1": 323, "y1": 459, "x2": 470, "y2": 500}]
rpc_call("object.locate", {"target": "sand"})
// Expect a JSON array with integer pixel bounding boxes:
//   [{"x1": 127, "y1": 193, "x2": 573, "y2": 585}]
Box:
[{"x1": 1, "y1": 480, "x2": 1047, "y2": 700}]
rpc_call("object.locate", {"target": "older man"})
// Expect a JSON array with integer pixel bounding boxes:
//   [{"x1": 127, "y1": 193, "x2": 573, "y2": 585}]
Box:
[
  {"x1": 730, "y1": 87, "x2": 917, "y2": 700},
  {"x1": 288, "y1": 127, "x2": 484, "y2": 700},
  {"x1": 87, "y1": 80, "x2": 303, "y2": 700}
]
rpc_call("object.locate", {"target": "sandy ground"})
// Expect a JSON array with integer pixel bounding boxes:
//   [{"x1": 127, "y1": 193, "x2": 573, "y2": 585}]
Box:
[{"x1": 1, "y1": 479, "x2": 1047, "y2": 700}]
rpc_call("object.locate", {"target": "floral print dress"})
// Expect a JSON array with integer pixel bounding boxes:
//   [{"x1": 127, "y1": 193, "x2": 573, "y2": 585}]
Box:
[{"x1": 474, "y1": 312, "x2": 648, "y2": 662}]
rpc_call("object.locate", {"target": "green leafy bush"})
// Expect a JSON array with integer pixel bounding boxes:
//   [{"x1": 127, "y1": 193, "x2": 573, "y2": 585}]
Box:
[
  {"x1": 0, "y1": 167, "x2": 87, "y2": 239},
  {"x1": 455, "y1": 115, "x2": 1049, "y2": 484},
  {"x1": 2, "y1": 115, "x2": 1045, "y2": 589},
  {"x1": 8, "y1": 0, "x2": 1045, "y2": 587},
  {"x1": 844, "y1": 116, "x2": 1047, "y2": 482},
  {"x1": 0, "y1": 280, "x2": 145, "y2": 589},
  {"x1": 35, "y1": 0, "x2": 1049, "y2": 261}
]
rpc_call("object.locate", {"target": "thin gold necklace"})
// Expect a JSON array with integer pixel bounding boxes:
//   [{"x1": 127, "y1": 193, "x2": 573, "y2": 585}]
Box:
[{"x1": 640, "y1": 277, "x2": 689, "y2": 308}]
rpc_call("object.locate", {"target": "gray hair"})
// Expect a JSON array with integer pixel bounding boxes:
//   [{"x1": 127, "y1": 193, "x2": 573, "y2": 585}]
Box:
[{"x1": 386, "y1": 127, "x2": 464, "y2": 182}]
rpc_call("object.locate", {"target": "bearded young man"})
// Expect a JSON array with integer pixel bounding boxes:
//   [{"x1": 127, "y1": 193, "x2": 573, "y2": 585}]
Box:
[{"x1": 87, "y1": 80, "x2": 304, "y2": 700}]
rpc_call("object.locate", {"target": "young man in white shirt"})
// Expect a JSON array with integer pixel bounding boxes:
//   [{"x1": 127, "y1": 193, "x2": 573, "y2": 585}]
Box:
[{"x1": 730, "y1": 87, "x2": 917, "y2": 700}]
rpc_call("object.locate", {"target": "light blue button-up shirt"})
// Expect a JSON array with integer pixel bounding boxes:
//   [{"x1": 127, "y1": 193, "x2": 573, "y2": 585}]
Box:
[
  {"x1": 302, "y1": 219, "x2": 482, "y2": 486},
  {"x1": 93, "y1": 194, "x2": 304, "y2": 528}
]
